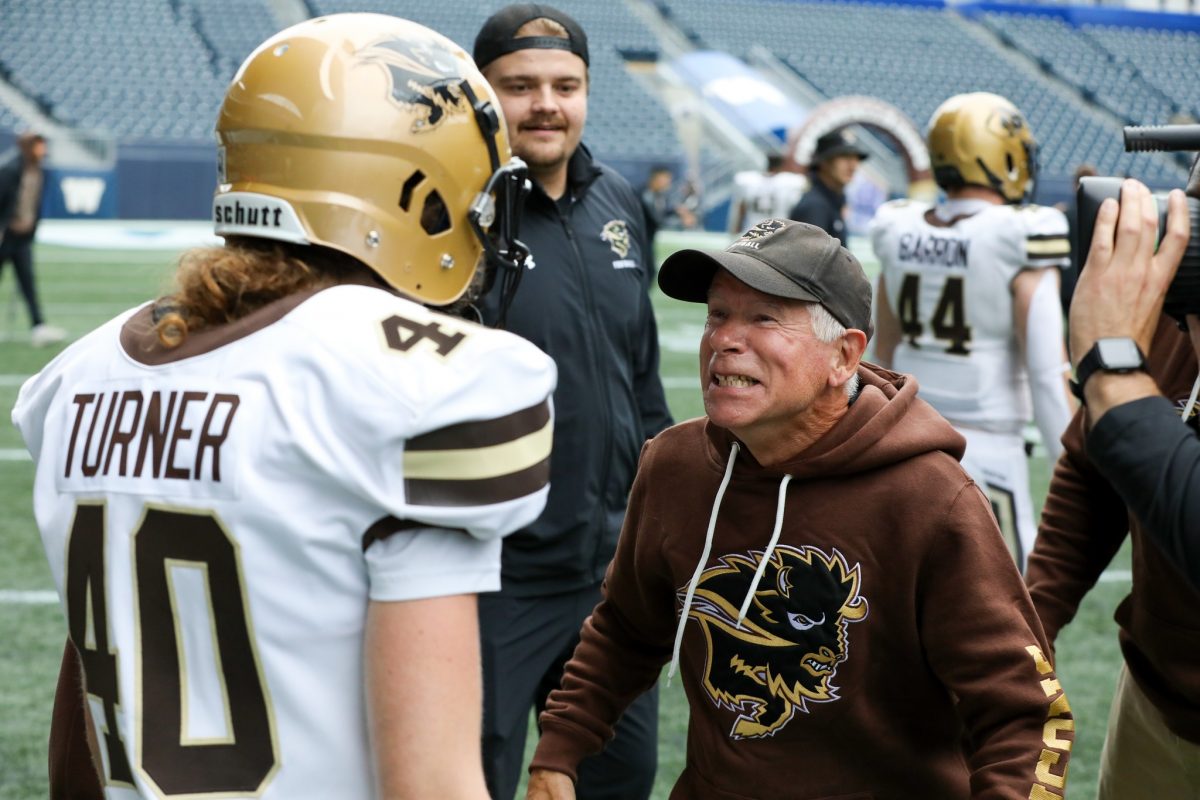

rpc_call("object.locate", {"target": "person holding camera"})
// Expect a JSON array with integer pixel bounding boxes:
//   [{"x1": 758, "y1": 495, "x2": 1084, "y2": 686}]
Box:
[{"x1": 1025, "y1": 174, "x2": 1197, "y2": 797}]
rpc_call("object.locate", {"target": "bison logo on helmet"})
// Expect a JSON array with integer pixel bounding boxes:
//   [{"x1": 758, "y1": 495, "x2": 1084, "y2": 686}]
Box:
[
  {"x1": 683, "y1": 544, "x2": 868, "y2": 739},
  {"x1": 359, "y1": 37, "x2": 471, "y2": 132},
  {"x1": 987, "y1": 107, "x2": 1027, "y2": 139},
  {"x1": 601, "y1": 220, "x2": 631, "y2": 258}
]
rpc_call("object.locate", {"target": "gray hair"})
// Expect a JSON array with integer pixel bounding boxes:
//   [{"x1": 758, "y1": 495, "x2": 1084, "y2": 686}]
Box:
[{"x1": 807, "y1": 303, "x2": 861, "y2": 400}]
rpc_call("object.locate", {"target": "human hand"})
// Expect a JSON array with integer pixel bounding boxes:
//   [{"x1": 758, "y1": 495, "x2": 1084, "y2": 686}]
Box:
[
  {"x1": 525, "y1": 769, "x2": 576, "y2": 800},
  {"x1": 1068, "y1": 179, "x2": 1190, "y2": 368}
]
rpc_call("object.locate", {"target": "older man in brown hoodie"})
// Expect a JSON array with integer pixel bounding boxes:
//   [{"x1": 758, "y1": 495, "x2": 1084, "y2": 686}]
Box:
[{"x1": 528, "y1": 219, "x2": 1072, "y2": 799}]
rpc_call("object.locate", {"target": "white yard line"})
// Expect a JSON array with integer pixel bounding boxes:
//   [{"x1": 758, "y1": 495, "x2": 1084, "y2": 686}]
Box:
[
  {"x1": 0, "y1": 590, "x2": 59, "y2": 605},
  {"x1": 0, "y1": 449, "x2": 31, "y2": 461}
]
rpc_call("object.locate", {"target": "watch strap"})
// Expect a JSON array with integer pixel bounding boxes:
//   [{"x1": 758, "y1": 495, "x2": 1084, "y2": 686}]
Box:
[{"x1": 1070, "y1": 338, "x2": 1146, "y2": 402}]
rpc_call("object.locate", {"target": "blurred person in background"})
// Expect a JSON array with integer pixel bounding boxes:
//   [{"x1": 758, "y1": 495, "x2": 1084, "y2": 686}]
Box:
[
  {"x1": 15, "y1": 15, "x2": 554, "y2": 799},
  {"x1": 728, "y1": 152, "x2": 806, "y2": 235},
  {"x1": 871, "y1": 92, "x2": 1074, "y2": 573},
  {"x1": 0, "y1": 131, "x2": 66, "y2": 346},
  {"x1": 788, "y1": 128, "x2": 867, "y2": 246},
  {"x1": 472, "y1": 4, "x2": 672, "y2": 798},
  {"x1": 641, "y1": 164, "x2": 697, "y2": 245}
]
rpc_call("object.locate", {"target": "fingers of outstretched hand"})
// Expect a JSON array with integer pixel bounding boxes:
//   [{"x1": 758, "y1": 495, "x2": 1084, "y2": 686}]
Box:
[
  {"x1": 1156, "y1": 189, "x2": 1192, "y2": 284},
  {"x1": 1111, "y1": 180, "x2": 1155, "y2": 274},
  {"x1": 1086, "y1": 196, "x2": 1120, "y2": 273}
]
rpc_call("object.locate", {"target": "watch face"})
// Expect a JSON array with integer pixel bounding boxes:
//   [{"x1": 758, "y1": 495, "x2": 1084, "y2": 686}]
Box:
[{"x1": 1097, "y1": 338, "x2": 1143, "y2": 369}]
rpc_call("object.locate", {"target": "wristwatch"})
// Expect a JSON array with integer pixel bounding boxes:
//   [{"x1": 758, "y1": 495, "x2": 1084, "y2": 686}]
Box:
[{"x1": 1069, "y1": 337, "x2": 1147, "y2": 400}]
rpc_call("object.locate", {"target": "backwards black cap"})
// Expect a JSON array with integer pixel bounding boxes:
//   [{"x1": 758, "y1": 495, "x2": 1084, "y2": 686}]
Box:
[{"x1": 473, "y1": 4, "x2": 589, "y2": 70}]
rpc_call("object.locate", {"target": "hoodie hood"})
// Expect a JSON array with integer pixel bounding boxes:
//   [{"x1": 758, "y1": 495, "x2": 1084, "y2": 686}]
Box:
[{"x1": 703, "y1": 361, "x2": 965, "y2": 480}]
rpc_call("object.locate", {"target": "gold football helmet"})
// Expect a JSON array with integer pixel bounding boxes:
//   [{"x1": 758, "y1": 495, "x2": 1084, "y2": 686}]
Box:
[
  {"x1": 215, "y1": 13, "x2": 529, "y2": 310},
  {"x1": 927, "y1": 92, "x2": 1037, "y2": 204}
]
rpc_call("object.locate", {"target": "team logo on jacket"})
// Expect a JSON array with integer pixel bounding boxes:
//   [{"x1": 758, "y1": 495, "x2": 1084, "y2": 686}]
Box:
[
  {"x1": 359, "y1": 37, "x2": 469, "y2": 132},
  {"x1": 601, "y1": 220, "x2": 631, "y2": 258},
  {"x1": 682, "y1": 544, "x2": 868, "y2": 739}
]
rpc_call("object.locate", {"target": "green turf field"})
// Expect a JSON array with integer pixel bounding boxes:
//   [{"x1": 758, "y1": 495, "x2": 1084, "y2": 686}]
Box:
[{"x1": 0, "y1": 238, "x2": 1130, "y2": 799}]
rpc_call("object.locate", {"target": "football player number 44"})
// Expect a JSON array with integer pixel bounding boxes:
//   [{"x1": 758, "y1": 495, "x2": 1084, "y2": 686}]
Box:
[
  {"x1": 896, "y1": 273, "x2": 972, "y2": 355},
  {"x1": 66, "y1": 503, "x2": 278, "y2": 795}
]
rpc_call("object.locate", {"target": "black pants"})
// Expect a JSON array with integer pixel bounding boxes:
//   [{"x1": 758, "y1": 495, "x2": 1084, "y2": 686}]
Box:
[
  {"x1": 480, "y1": 583, "x2": 658, "y2": 800},
  {"x1": 0, "y1": 232, "x2": 45, "y2": 327}
]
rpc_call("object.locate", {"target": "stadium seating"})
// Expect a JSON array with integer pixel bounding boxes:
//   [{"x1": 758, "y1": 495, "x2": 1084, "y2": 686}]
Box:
[
  {"x1": 978, "y1": 12, "x2": 1181, "y2": 127},
  {"x1": 0, "y1": 0, "x2": 1193, "y2": 217},
  {"x1": 0, "y1": 0, "x2": 275, "y2": 142},
  {"x1": 0, "y1": 105, "x2": 22, "y2": 138},
  {"x1": 658, "y1": 0, "x2": 1187, "y2": 188},
  {"x1": 184, "y1": 0, "x2": 281, "y2": 83},
  {"x1": 1082, "y1": 23, "x2": 1200, "y2": 123}
]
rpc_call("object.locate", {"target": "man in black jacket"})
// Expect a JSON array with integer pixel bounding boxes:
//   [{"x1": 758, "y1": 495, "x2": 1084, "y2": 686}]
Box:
[
  {"x1": 473, "y1": 5, "x2": 673, "y2": 800},
  {"x1": 788, "y1": 127, "x2": 867, "y2": 247},
  {"x1": 0, "y1": 132, "x2": 65, "y2": 346}
]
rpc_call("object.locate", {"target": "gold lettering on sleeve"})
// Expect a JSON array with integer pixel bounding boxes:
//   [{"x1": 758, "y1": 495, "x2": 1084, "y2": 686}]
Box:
[
  {"x1": 1025, "y1": 644, "x2": 1071, "y2": 799},
  {"x1": 1035, "y1": 749, "x2": 1067, "y2": 789}
]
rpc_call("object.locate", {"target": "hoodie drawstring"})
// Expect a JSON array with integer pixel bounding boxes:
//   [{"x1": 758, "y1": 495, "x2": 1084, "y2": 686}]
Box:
[
  {"x1": 1185, "y1": 374, "x2": 1200, "y2": 424},
  {"x1": 666, "y1": 442, "x2": 795, "y2": 687},
  {"x1": 736, "y1": 473, "x2": 793, "y2": 626},
  {"x1": 668, "y1": 441, "x2": 739, "y2": 686}
]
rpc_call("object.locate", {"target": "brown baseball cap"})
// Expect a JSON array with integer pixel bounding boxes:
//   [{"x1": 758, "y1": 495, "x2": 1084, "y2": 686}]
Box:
[{"x1": 658, "y1": 219, "x2": 873, "y2": 336}]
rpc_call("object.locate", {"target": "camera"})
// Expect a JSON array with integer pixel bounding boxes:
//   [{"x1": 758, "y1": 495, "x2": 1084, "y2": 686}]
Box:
[{"x1": 1076, "y1": 125, "x2": 1200, "y2": 322}]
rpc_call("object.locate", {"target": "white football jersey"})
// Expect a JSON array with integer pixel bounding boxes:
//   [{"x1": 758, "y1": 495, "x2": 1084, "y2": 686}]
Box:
[
  {"x1": 870, "y1": 199, "x2": 1069, "y2": 432},
  {"x1": 732, "y1": 170, "x2": 808, "y2": 232},
  {"x1": 12, "y1": 284, "x2": 556, "y2": 799}
]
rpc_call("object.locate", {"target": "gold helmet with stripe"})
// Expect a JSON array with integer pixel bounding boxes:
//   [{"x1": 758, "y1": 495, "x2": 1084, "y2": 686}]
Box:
[
  {"x1": 927, "y1": 92, "x2": 1037, "y2": 204},
  {"x1": 215, "y1": 13, "x2": 529, "y2": 312}
]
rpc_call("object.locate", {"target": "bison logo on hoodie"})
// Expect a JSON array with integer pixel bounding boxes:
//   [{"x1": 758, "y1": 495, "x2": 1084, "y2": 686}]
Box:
[{"x1": 684, "y1": 544, "x2": 868, "y2": 739}]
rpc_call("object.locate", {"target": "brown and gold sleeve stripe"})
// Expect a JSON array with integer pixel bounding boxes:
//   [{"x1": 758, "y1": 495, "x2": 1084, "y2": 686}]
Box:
[
  {"x1": 403, "y1": 399, "x2": 552, "y2": 507},
  {"x1": 361, "y1": 515, "x2": 469, "y2": 551},
  {"x1": 1026, "y1": 233, "x2": 1070, "y2": 262}
]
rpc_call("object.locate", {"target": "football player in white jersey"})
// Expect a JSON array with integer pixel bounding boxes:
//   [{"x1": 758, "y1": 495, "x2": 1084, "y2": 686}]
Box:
[
  {"x1": 870, "y1": 92, "x2": 1074, "y2": 571},
  {"x1": 12, "y1": 14, "x2": 555, "y2": 800},
  {"x1": 728, "y1": 154, "x2": 808, "y2": 235}
]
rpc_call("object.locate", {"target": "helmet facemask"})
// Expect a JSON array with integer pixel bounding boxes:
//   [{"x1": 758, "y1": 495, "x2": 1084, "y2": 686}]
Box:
[{"x1": 459, "y1": 80, "x2": 532, "y2": 327}]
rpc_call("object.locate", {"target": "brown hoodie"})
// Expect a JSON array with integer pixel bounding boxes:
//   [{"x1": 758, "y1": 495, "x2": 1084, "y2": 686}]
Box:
[{"x1": 533, "y1": 364, "x2": 1071, "y2": 799}]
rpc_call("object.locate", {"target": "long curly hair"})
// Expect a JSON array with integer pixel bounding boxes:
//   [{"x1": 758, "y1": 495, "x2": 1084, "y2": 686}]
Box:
[{"x1": 153, "y1": 238, "x2": 374, "y2": 348}]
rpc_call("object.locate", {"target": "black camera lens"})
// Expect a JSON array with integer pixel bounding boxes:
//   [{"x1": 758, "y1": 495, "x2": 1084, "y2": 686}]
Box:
[{"x1": 1076, "y1": 176, "x2": 1200, "y2": 322}]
